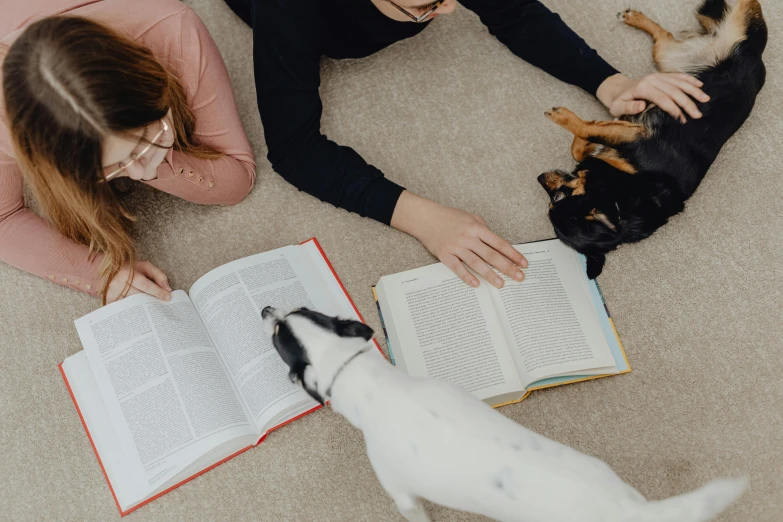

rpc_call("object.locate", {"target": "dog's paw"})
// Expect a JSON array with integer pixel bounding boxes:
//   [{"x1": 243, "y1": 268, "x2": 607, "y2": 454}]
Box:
[
  {"x1": 544, "y1": 107, "x2": 573, "y2": 125},
  {"x1": 620, "y1": 9, "x2": 646, "y2": 26}
]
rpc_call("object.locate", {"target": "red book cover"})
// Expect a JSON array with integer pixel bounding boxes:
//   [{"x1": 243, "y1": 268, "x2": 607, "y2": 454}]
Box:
[{"x1": 60, "y1": 238, "x2": 381, "y2": 515}]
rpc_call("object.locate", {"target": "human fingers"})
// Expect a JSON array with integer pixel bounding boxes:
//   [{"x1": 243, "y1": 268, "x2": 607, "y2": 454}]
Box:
[
  {"x1": 477, "y1": 227, "x2": 528, "y2": 269},
  {"x1": 475, "y1": 242, "x2": 525, "y2": 283},
  {"x1": 458, "y1": 248, "x2": 504, "y2": 289},
  {"x1": 138, "y1": 261, "x2": 172, "y2": 291},
  {"x1": 662, "y1": 74, "x2": 710, "y2": 103},
  {"x1": 130, "y1": 271, "x2": 172, "y2": 301},
  {"x1": 633, "y1": 80, "x2": 686, "y2": 123},
  {"x1": 610, "y1": 98, "x2": 646, "y2": 117},
  {"x1": 650, "y1": 76, "x2": 703, "y2": 119},
  {"x1": 671, "y1": 73, "x2": 704, "y2": 88},
  {"x1": 441, "y1": 253, "x2": 480, "y2": 288}
]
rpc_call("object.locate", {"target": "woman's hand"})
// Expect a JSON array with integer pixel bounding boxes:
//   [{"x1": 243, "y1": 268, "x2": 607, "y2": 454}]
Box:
[
  {"x1": 105, "y1": 260, "x2": 172, "y2": 304},
  {"x1": 597, "y1": 73, "x2": 710, "y2": 123},
  {"x1": 391, "y1": 191, "x2": 527, "y2": 288}
]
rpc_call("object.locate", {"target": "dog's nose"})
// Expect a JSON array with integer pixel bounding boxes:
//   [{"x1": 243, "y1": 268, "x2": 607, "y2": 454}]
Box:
[{"x1": 261, "y1": 306, "x2": 276, "y2": 319}]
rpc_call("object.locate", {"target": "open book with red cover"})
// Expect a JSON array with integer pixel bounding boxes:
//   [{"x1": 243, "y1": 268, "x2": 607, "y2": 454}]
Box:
[{"x1": 60, "y1": 238, "x2": 380, "y2": 516}]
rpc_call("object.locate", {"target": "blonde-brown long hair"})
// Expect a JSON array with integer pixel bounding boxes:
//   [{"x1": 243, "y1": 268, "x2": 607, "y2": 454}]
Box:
[{"x1": 2, "y1": 16, "x2": 221, "y2": 303}]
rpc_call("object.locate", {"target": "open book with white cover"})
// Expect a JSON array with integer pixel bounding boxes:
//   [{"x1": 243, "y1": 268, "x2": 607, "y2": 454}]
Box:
[
  {"x1": 60, "y1": 239, "x2": 379, "y2": 516},
  {"x1": 374, "y1": 239, "x2": 630, "y2": 407}
]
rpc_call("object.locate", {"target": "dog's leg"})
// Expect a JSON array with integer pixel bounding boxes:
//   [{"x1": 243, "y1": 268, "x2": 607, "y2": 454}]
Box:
[
  {"x1": 546, "y1": 107, "x2": 647, "y2": 147},
  {"x1": 571, "y1": 136, "x2": 592, "y2": 162},
  {"x1": 390, "y1": 493, "x2": 431, "y2": 522},
  {"x1": 696, "y1": 0, "x2": 729, "y2": 33},
  {"x1": 619, "y1": 9, "x2": 678, "y2": 71}
]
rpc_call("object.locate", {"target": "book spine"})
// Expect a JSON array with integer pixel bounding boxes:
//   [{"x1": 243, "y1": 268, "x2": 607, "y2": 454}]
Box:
[{"x1": 371, "y1": 286, "x2": 395, "y2": 365}]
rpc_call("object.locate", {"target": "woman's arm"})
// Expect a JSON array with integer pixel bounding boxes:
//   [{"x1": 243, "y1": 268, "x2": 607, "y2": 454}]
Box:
[
  {"x1": 460, "y1": 0, "x2": 708, "y2": 119},
  {"x1": 247, "y1": 0, "x2": 405, "y2": 224},
  {"x1": 459, "y1": 0, "x2": 617, "y2": 95},
  {"x1": 0, "y1": 161, "x2": 102, "y2": 295},
  {"x1": 144, "y1": 7, "x2": 257, "y2": 205}
]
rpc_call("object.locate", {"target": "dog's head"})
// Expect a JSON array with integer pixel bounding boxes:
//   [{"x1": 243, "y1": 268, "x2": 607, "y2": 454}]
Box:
[
  {"x1": 538, "y1": 163, "x2": 684, "y2": 279},
  {"x1": 538, "y1": 167, "x2": 622, "y2": 279},
  {"x1": 262, "y1": 306, "x2": 374, "y2": 405}
]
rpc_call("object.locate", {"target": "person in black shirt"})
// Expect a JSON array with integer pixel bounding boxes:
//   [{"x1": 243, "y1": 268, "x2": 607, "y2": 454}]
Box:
[{"x1": 224, "y1": 0, "x2": 708, "y2": 289}]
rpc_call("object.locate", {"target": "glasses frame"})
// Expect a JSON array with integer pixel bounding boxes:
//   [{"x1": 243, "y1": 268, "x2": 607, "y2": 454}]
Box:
[
  {"x1": 383, "y1": 0, "x2": 443, "y2": 23},
  {"x1": 103, "y1": 119, "x2": 170, "y2": 181}
]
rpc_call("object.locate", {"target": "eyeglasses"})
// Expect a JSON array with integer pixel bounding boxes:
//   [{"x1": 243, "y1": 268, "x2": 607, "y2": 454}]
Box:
[
  {"x1": 103, "y1": 119, "x2": 171, "y2": 181},
  {"x1": 384, "y1": 0, "x2": 443, "y2": 23}
]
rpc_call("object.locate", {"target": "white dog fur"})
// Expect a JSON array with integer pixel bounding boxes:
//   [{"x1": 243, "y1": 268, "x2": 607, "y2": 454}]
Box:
[{"x1": 262, "y1": 307, "x2": 746, "y2": 522}]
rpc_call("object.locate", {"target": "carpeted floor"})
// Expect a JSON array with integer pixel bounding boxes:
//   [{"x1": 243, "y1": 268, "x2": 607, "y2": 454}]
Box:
[{"x1": 2, "y1": 0, "x2": 782, "y2": 520}]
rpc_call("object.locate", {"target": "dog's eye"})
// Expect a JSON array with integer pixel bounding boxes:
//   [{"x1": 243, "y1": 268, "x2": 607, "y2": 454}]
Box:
[{"x1": 553, "y1": 192, "x2": 566, "y2": 202}]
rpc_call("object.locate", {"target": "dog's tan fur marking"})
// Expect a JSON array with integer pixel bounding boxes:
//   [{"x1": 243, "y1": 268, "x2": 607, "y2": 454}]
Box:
[
  {"x1": 586, "y1": 209, "x2": 617, "y2": 231},
  {"x1": 565, "y1": 170, "x2": 587, "y2": 196},
  {"x1": 571, "y1": 137, "x2": 591, "y2": 162},
  {"x1": 696, "y1": 13, "x2": 720, "y2": 34},
  {"x1": 592, "y1": 147, "x2": 638, "y2": 174},
  {"x1": 621, "y1": 9, "x2": 677, "y2": 69},
  {"x1": 546, "y1": 107, "x2": 647, "y2": 146},
  {"x1": 624, "y1": 1, "x2": 761, "y2": 75},
  {"x1": 572, "y1": 136, "x2": 639, "y2": 174}
]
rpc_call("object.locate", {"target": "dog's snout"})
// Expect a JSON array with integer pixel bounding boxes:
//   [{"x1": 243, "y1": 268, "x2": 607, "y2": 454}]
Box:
[{"x1": 261, "y1": 306, "x2": 276, "y2": 320}]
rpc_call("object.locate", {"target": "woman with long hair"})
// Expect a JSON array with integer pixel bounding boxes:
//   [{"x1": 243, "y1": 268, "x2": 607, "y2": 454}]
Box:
[{"x1": 0, "y1": 0, "x2": 256, "y2": 304}]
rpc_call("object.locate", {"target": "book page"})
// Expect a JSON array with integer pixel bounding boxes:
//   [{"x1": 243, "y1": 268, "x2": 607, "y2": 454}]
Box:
[
  {"x1": 188, "y1": 244, "x2": 344, "y2": 433},
  {"x1": 489, "y1": 240, "x2": 617, "y2": 387},
  {"x1": 73, "y1": 291, "x2": 257, "y2": 497},
  {"x1": 376, "y1": 263, "x2": 523, "y2": 402}
]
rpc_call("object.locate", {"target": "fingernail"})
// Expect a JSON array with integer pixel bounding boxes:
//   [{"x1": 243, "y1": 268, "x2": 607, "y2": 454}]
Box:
[
  {"x1": 514, "y1": 271, "x2": 524, "y2": 281},
  {"x1": 165, "y1": 293, "x2": 172, "y2": 301},
  {"x1": 495, "y1": 279, "x2": 504, "y2": 288},
  {"x1": 471, "y1": 280, "x2": 479, "y2": 288},
  {"x1": 520, "y1": 259, "x2": 528, "y2": 268}
]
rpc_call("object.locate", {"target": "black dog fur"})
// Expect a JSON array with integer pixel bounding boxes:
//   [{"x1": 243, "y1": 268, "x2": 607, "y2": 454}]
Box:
[{"x1": 539, "y1": 0, "x2": 767, "y2": 279}]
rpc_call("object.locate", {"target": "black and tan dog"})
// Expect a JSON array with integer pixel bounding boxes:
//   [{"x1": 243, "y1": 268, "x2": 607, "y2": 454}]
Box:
[{"x1": 538, "y1": 0, "x2": 767, "y2": 278}]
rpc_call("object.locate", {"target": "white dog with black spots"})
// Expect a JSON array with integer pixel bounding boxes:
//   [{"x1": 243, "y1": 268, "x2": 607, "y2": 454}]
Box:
[{"x1": 262, "y1": 306, "x2": 745, "y2": 522}]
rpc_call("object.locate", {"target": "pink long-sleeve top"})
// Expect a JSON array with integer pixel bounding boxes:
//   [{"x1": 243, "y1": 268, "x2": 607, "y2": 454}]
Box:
[{"x1": 0, "y1": 0, "x2": 256, "y2": 297}]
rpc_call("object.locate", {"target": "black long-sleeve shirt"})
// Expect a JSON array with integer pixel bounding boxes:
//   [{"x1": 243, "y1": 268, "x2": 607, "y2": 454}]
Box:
[{"x1": 224, "y1": 0, "x2": 618, "y2": 224}]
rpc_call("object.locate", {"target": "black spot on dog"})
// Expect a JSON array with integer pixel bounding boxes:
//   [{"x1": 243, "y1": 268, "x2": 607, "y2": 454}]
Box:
[
  {"x1": 289, "y1": 308, "x2": 374, "y2": 340},
  {"x1": 492, "y1": 467, "x2": 517, "y2": 500}
]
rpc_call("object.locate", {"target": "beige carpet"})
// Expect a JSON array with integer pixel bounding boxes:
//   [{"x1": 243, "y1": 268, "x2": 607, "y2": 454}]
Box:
[{"x1": 2, "y1": 0, "x2": 782, "y2": 520}]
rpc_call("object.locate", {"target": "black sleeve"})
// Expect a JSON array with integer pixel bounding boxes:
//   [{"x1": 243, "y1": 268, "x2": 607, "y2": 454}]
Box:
[
  {"x1": 248, "y1": 0, "x2": 404, "y2": 224},
  {"x1": 459, "y1": 0, "x2": 618, "y2": 95}
]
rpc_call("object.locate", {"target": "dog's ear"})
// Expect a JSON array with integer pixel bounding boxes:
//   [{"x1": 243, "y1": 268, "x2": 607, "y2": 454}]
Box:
[
  {"x1": 586, "y1": 253, "x2": 606, "y2": 279},
  {"x1": 335, "y1": 319, "x2": 374, "y2": 341},
  {"x1": 586, "y1": 208, "x2": 616, "y2": 231}
]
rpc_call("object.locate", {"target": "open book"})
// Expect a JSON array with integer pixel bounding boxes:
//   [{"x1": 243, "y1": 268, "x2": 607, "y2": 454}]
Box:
[
  {"x1": 59, "y1": 239, "x2": 380, "y2": 516},
  {"x1": 373, "y1": 239, "x2": 630, "y2": 407}
]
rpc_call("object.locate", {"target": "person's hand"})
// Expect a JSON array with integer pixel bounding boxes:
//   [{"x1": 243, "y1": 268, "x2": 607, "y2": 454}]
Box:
[
  {"x1": 105, "y1": 261, "x2": 172, "y2": 304},
  {"x1": 390, "y1": 191, "x2": 527, "y2": 288},
  {"x1": 597, "y1": 72, "x2": 710, "y2": 123}
]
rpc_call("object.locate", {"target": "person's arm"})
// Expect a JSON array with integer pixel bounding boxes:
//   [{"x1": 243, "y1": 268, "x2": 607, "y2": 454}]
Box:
[
  {"x1": 0, "y1": 161, "x2": 103, "y2": 296},
  {"x1": 144, "y1": 7, "x2": 257, "y2": 206},
  {"x1": 460, "y1": 0, "x2": 616, "y2": 95},
  {"x1": 460, "y1": 0, "x2": 708, "y2": 120},
  {"x1": 248, "y1": 0, "x2": 404, "y2": 224},
  {"x1": 0, "y1": 160, "x2": 171, "y2": 302},
  {"x1": 249, "y1": 1, "x2": 526, "y2": 287}
]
